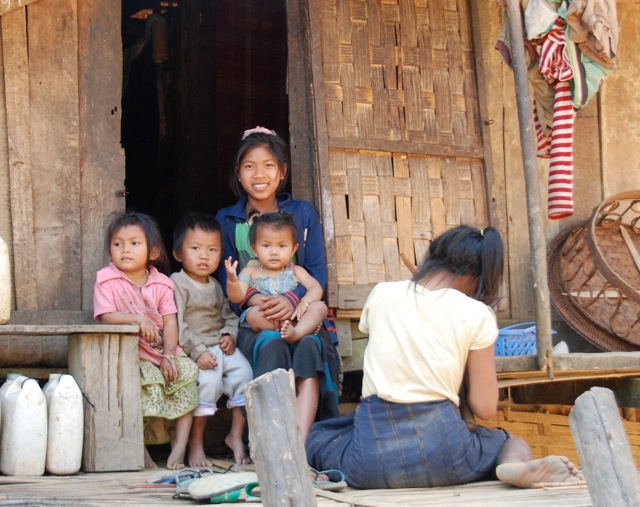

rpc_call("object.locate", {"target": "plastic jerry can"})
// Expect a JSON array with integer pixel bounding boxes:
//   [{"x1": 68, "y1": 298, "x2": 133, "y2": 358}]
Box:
[
  {"x1": 43, "y1": 374, "x2": 84, "y2": 475},
  {"x1": 0, "y1": 374, "x2": 28, "y2": 433},
  {"x1": 0, "y1": 377, "x2": 47, "y2": 476}
]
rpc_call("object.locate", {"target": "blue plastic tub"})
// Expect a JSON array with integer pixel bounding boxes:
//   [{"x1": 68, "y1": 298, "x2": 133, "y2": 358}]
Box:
[{"x1": 494, "y1": 322, "x2": 555, "y2": 357}]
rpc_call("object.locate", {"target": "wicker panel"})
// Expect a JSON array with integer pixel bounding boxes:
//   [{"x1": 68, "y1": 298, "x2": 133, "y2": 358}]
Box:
[
  {"x1": 318, "y1": 0, "x2": 481, "y2": 146},
  {"x1": 330, "y1": 148, "x2": 488, "y2": 289},
  {"x1": 481, "y1": 404, "x2": 640, "y2": 467}
]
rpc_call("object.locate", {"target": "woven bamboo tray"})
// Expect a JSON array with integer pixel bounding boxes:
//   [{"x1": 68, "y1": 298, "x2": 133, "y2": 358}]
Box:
[
  {"x1": 480, "y1": 402, "x2": 640, "y2": 467},
  {"x1": 548, "y1": 192, "x2": 640, "y2": 351}
]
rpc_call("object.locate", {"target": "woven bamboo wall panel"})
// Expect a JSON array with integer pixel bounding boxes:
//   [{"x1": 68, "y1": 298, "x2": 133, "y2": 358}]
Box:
[
  {"x1": 330, "y1": 148, "x2": 488, "y2": 292},
  {"x1": 318, "y1": 0, "x2": 481, "y2": 148}
]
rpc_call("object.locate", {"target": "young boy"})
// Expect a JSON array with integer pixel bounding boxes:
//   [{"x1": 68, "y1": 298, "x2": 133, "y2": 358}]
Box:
[{"x1": 171, "y1": 211, "x2": 252, "y2": 466}]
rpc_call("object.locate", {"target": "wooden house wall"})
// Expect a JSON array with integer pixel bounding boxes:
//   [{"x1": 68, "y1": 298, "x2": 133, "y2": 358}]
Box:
[
  {"x1": 0, "y1": 0, "x2": 124, "y2": 366},
  {"x1": 472, "y1": 0, "x2": 640, "y2": 323},
  {"x1": 0, "y1": 0, "x2": 638, "y2": 369}
]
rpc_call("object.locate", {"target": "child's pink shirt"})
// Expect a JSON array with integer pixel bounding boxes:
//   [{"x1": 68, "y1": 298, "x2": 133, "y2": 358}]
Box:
[{"x1": 93, "y1": 262, "x2": 180, "y2": 364}]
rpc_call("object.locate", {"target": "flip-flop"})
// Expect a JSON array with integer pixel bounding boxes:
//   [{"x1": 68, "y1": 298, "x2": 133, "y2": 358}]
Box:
[
  {"x1": 187, "y1": 471, "x2": 259, "y2": 501},
  {"x1": 310, "y1": 468, "x2": 347, "y2": 492},
  {"x1": 173, "y1": 467, "x2": 215, "y2": 497}
]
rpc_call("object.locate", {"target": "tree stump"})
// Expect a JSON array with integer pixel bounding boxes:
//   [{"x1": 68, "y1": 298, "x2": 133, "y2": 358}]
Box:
[
  {"x1": 569, "y1": 386, "x2": 640, "y2": 507},
  {"x1": 245, "y1": 368, "x2": 316, "y2": 507}
]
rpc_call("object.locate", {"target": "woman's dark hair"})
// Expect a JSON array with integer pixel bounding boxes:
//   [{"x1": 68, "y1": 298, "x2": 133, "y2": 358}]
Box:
[
  {"x1": 104, "y1": 211, "x2": 170, "y2": 275},
  {"x1": 412, "y1": 225, "x2": 504, "y2": 306},
  {"x1": 228, "y1": 130, "x2": 290, "y2": 199},
  {"x1": 249, "y1": 211, "x2": 298, "y2": 246},
  {"x1": 172, "y1": 211, "x2": 221, "y2": 254}
]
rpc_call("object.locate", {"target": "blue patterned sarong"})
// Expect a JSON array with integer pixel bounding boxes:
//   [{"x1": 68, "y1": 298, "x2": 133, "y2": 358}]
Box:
[{"x1": 306, "y1": 395, "x2": 508, "y2": 489}]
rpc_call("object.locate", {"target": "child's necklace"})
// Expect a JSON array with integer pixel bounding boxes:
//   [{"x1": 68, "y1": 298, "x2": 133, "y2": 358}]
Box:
[{"x1": 134, "y1": 269, "x2": 150, "y2": 288}]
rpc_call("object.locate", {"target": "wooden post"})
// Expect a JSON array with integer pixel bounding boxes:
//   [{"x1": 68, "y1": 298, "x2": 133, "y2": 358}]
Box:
[
  {"x1": 569, "y1": 387, "x2": 640, "y2": 507},
  {"x1": 67, "y1": 332, "x2": 143, "y2": 472},
  {"x1": 245, "y1": 368, "x2": 316, "y2": 507},
  {"x1": 504, "y1": 0, "x2": 554, "y2": 376}
]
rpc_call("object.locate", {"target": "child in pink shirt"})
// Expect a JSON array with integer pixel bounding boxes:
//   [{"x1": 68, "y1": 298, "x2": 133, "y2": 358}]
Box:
[{"x1": 93, "y1": 211, "x2": 198, "y2": 470}]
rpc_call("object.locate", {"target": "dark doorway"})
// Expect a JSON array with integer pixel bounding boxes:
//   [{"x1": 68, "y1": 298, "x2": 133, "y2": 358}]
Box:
[{"x1": 121, "y1": 0, "x2": 290, "y2": 260}]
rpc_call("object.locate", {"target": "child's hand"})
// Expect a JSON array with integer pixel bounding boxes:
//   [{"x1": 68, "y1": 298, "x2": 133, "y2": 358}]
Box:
[
  {"x1": 219, "y1": 334, "x2": 236, "y2": 355},
  {"x1": 160, "y1": 355, "x2": 179, "y2": 384},
  {"x1": 224, "y1": 257, "x2": 239, "y2": 282},
  {"x1": 197, "y1": 350, "x2": 217, "y2": 370},
  {"x1": 139, "y1": 316, "x2": 161, "y2": 345}
]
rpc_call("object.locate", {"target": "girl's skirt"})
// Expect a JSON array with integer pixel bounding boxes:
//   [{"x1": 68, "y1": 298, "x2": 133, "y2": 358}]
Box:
[
  {"x1": 139, "y1": 352, "x2": 198, "y2": 444},
  {"x1": 306, "y1": 395, "x2": 508, "y2": 489}
]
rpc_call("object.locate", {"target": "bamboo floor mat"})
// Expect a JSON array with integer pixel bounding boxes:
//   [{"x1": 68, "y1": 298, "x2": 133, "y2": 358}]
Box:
[{"x1": 0, "y1": 459, "x2": 617, "y2": 507}]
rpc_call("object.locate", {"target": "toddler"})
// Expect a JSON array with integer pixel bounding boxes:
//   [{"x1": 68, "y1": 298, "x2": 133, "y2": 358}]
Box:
[{"x1": 171, "y1": 211, "x2": 252, "y2": 466}]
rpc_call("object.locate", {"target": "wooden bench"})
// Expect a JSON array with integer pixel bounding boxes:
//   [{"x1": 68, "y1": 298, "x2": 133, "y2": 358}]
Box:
[{"x1": 0, "y1": 324, "x2": 142, "y2": 472}]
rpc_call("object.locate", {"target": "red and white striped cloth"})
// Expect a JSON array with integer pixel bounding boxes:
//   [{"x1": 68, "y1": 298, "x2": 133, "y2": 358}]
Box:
[{"x1": 532, "y1": 18, "x2": 576, "y2": 219}]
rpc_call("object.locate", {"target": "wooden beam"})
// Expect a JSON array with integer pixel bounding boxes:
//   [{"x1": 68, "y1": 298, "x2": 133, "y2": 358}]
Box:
[
  {"x1": 504, "y1": 0, "x2": 554, "y2": 374},
  {"x1": 569, "y1": 387, "x2": 640, "y2": 506},
  {"x1": 0, "y1": 0, "x2": 39, "y2": 17},
  {"x1": 328, "y1": 136, "x2": 484, "y2": 160}
]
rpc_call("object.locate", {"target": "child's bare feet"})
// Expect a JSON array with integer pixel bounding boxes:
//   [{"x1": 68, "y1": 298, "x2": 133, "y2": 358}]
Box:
[
  {"x1": 281, "y1": 319, "x2": 302, "y2": 343},
  {"x1": 144, "y1": 446, "x2": 158, "y2": 469},
  {"x1": 166, "y1": 445, "x2": 186, "y2": 470},
  {"x1": 225, "y1": 434, "x2": 250, "y2": 465},
  {"x1": 496, "y1": 455, "x2": 584, "y2": 488},
  {"x1": 188, "y1": 446, "x2": 213, "y2": 468}
]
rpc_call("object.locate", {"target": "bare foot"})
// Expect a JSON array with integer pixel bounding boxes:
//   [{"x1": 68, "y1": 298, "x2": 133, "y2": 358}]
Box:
[
  {"x1": 281, "y1": 319, "x2": 302, "y2": 343},
  {"x1": 166, "y1": 446, "x2": 186, "y2": 471},
  {"x1": 144, "y1": 446, "x2": 158, "y2": 469},
  {"x1": 496, "y1": 455, "x2": 584, "y2": 488},
  {"x1": 225, "y1": 434, "x2": 250, "y2": 465},
  {"x1": 188, "y1": 447, "x2": 213, "y2": 468}
]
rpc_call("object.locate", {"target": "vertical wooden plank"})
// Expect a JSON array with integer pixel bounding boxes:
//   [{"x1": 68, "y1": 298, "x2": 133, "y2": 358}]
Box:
[
  {"x1": 78, "y1": 0, "x2": 125, "y2": 310},
  {"x1": 67, "y1": 333, "x2": 143, "y2": 472},
  {"x1": 287, "y1": 0, "x2": 319, "y2": 207},
  {"x1": 1, "y1": 9, "x2": 38, "y2": 310},
  {"x1": 600, "y1": 3, "x2": 640, "y2": 198},
  {"x1": 0, "y1": 24, "x2": 11, "y2": 254},
  {"x1": 0, "y1": 0, "x2": 39, "y2": 16},
  {"x1": 28, "y1": 0, "x2": 80, "y2": 310}
]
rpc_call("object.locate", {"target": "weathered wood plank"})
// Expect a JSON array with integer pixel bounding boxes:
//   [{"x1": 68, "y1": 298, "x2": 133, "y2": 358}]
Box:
[
  {"x1": 68, "y1": 332, "x2": 143, "y2": 472},
  {"x1": 78, "y1": 0, "x2": 126, "y2": 310},
  {"x1": 244, "y1": 368, "x2": 316, "y2": 506},
  {"x1": 600, "y1": 3, "x2": 640, "y2": 198},
  {"x1": 569, "y1": 387, "x2": 640, "y2": 506},
  {"x1": 28, "y1": 0, "x2": 81, "y2": 310},
  {"x1": 0, "y1": 0, "x2": 39, "y2": 16},
  {"x1": 1, "y1": 8, "x2": 37, "y2": 310}
]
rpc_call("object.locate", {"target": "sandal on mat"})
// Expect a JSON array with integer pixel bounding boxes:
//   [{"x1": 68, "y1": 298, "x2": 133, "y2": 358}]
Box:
[
  {"x1": 187, "y1": 471, "x2": 259, "y2": 502},
  {"x1": 310, "y1": 468, "x2": 347, "y2": 492},
  {"x1": 173, "y1": 467, "x2": 215, "y2": 499}
]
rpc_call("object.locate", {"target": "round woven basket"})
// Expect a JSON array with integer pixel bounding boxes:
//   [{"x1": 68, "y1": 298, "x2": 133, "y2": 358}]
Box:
[{"x1": 548, "y1": 192, "x2": 640, "y2": 351}]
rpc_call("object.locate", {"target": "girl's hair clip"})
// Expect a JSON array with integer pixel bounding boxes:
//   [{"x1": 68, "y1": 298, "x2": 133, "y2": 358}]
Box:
[{"x1": 242, "y1": 126, "x2": 276, "y2": 140}]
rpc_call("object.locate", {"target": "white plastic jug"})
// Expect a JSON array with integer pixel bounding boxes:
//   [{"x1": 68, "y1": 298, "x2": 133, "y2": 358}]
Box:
[
  {"x1": 43, "y1": 374, "x2": 84, "y2": 474},
  {"x1": 0, "y1": 377, "x2": 47, "y2": 476},
  {"x1": 0, "y1": 374, "x2": 28, "y2": 434},
  {"x1": 0, "y1": 236, "x2": 10, "y2": 324}
]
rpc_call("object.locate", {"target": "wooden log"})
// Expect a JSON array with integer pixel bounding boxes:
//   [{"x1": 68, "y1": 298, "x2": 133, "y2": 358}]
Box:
[
  {"x1": 245, "y1": 368, "x2": 316, "y2": 506},
  {"x1": 67, "y1": 332, "x2": 143, "y2": 472},
  {"x1": 569, "y1": 387, "x2": 640, "y2": 507}
]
